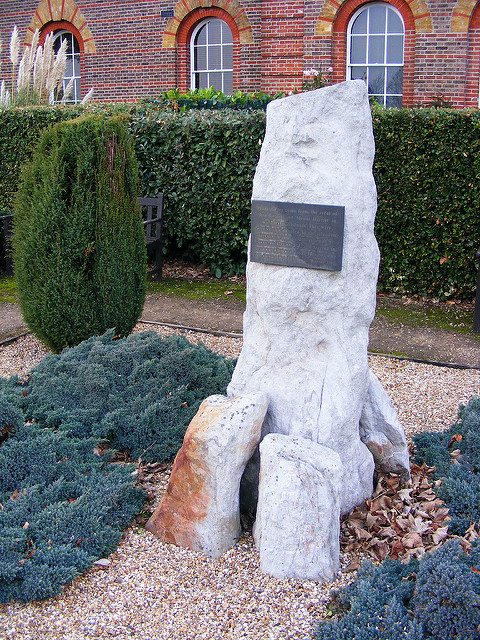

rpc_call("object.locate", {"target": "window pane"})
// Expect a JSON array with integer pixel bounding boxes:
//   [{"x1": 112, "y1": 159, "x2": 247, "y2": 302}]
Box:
[
  {"x1": 369, "y1": 5, "x2": 386, "y2": 33},
  {"x1": 73, "y1": 56, "x2": 81, "y2": 77},
  {"x1": 351, "y1": 66, "x2": 367, "y2": 81},
  {"x1": 64, "y1": 34, "x2": 73, "y2": 55},
  {"x1": 223, "y1": 44, "x2": 233, "y2": 69},
  {"x1": 351, "y1": 9, "x2": 367, "y2": 34},
  {"x1": 221, "y1": 21, "x2": 233, "y2": 43},
  {"x1": 73, "y1": 78, "x2": 80, "y2": 102},
  {"x1": 209, "y1": 72, "x2": 222, "y2": 91},
  {"x1": 223, "y1": 72, "x2": 233, "y2": 95},
  {"x1": 387, "y1": 66, "x2": 403, "y2": 94},
  {"x1": 368, "y1": 35, "x2": 385, "y2": 64},
  {"x1": 208, "y1": 19, "x2": 221, "y2": 44},
  {"x1": 386, "y1": 95, "x2": 402, "y2": 108},
  {"x1": 368, "y1": 67, "x2": 385, "y2": 95},
  {"x1": 196, "y1": 72, "x2": 209, "y2": 88},
  {"x1": 371, "y1": 95, "x2": 385, "y2": 106},
  {"x1": 386, "y1": 35, "x2": 403, "y2": 64},
  {"x1": 387, "y1": 9, "x2": 404, "y2": 34},
  {"x1": 195, "y1": 46, "x2": 207, "y2": 70},
  {"x1": 351, "y1": 35, "x2": 367, "y2": 64},
  {"x1": 208, "y1": 45, "x2": 222, "y2": 70},
  {"x1": 196, "y1": 24, "x2": 207, "y2": 45},
  {"x1": 65, "y1": 57, "x2": 74, "y2": 77}
]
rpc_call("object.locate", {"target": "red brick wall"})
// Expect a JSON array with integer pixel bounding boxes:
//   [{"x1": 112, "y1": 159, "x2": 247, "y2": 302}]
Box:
[{"x1": 0, "y1": 0, "x2": 478, "y2": 107}]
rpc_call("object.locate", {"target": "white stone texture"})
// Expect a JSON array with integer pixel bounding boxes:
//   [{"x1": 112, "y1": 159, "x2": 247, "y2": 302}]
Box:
[
  {"x1": 253, "y1": 434, "x2": 343, "y2": 580},
  {"x1": 360, "y1": 369, "x2": 411, "y2": 479},
  {"x1": 228, "y1": 80, "x2": 381, "y2": 513},
  {"x1": 145, "y1": 392, "x2": 269, "y2": 557}
]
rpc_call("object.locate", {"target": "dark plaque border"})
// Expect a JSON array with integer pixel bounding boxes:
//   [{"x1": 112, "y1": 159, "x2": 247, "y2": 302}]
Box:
[{"x1": 251, "y1": 200, "x2": 345, "y2": 271}]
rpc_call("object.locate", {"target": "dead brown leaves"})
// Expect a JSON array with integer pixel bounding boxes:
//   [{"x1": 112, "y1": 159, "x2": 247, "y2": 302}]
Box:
[{"x1": 341, "y1": 462, "x2": 457, "y2": 567}]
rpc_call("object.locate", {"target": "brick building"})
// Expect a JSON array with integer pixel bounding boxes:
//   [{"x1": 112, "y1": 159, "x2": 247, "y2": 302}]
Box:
[{"x1": 0, "y1": 0, "x2": 479, "y2": 107}]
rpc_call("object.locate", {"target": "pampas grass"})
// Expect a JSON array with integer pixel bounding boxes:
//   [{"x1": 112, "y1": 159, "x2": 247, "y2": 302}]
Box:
[{"x1": 1, "y1": 26, "x2": 93, "y2": 108}]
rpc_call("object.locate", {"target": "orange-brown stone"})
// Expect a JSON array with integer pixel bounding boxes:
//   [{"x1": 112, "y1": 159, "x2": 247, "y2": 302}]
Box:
[{"x1": 146, "y1": 392, "x2": 269, "y2": 557}]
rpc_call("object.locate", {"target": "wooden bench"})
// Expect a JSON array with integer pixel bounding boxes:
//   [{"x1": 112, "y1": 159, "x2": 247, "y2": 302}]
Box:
[
  {"x1": 0, "y1": 214, "x2": 13, "y2": 277},
  {"x1": 0, "y1": 194, "x2": 164, "y2": 280},
  {"x1": 139, "y1": 195, "x2": 164, "y2": 280}
]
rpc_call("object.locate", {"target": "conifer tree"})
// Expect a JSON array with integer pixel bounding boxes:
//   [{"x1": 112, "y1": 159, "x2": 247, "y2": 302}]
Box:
[{"x1": 13, "y1": 115, "x2": 146, "y2": 352}]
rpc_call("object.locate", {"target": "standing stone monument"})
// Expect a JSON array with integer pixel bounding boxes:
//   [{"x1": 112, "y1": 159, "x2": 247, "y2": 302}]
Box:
[
  {"x1": 147, "y1": 80, "x2": 409, "y2": 582},
  {"x1": 227, "y1": 80, "x2": 409, "y2": 578}
]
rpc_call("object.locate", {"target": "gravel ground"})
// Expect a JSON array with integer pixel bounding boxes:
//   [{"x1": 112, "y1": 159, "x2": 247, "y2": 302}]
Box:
[{"x1": 0, "y1": 324, "x2": 479, "y2": 639}]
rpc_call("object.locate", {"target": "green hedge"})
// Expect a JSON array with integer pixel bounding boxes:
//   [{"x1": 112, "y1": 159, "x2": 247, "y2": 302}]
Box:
[
  {"x1": 2, "y1": 103, "x2": 480, "y2": 297},
  {"x1": 131, "y1": 109, "x2": 265, "y2": 275},
  {"x1": 373, "y1": 107, "x2": 480, "y2": 300}
]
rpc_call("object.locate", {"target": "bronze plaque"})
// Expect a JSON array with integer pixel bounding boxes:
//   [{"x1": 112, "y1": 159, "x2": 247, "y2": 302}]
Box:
[{"x1": 251, "y1": 200, "x2": 344, "y2": 271}]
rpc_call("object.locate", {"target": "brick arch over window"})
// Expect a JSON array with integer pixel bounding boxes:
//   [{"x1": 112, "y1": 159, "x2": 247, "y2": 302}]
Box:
[
  {"x1": 324, "y1": 0, "x2": 419, "y2": 106},
  {"x1": 465, "y1": 2, "x2": 480, "y2": 106},
  {"x1": 162, "y1": 0, "x2": 253, "y2": 48},
  {"x1": 25, "y1": 0, "x2": 95, "y2": 53},
  {"x1": 452, "y1": 0, "x2": 478, "y2": 32},
  {"x1": 173, "y1": 8, "x2": 243, "y2": 93},
  {"x1": 316, "y1": 0, "x2": 432, "y2": 35}
]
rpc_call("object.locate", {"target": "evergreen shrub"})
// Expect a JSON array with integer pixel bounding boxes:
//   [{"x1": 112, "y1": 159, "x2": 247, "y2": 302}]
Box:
[
  {"x1": 13, "y1": 114, "x2": 147, "y2": 353},
  {"x1": 0, "y1": 422, "x2": 145, "y2": 604},
  {"x1": 130, "y1": 108, "x2": 265, "y2": 276},
  {"x1": 22, "y1": 329, "x2": 236, "y2": 462},
  {"x1": 414, "y1": 396, "x2": 480, "y2": 535},
  {"x1": 315, "y1": 541, "x2": 480, "y2": 640},
  {"x1": 373, "y1": 106, "x2": 480, "y2": 300},
  {"x1": 3, "y1": 103, "x2": 480, "y2": 294}
]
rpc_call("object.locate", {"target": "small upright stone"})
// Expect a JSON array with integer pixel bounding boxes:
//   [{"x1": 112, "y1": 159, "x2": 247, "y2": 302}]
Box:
[
  {"x1": 253, "y1": 434, "x2": 343, "y2": 581},
  {"x1": 146, "y1": 392, "x2": 269, "y2": 558}
]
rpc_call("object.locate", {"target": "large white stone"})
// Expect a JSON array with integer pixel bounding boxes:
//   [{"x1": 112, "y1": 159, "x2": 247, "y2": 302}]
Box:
[
  {"x1": 145, "y1": 392, "x2": 269, "y2": 557},
  {"x1": 360, "y1": 369, "x2": 410, "y2": 479},
  {"x1": 228, "y1": 81, "x2": 381, "y2": 513},
  {"x1": 253, "y1": 434, "x2": 343, "y2": 581}
]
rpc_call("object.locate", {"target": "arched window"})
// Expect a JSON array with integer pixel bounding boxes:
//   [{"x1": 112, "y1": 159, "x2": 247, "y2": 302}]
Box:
[
  {"x1": 347, "y1": 3, "x2": 404, "y2": 107},
  {"x1": 53, "y1": 29, "x2": 81, "y2": 102},
  {"x1": 190, "y1": 18, "x2": 233, "y2": 94}
]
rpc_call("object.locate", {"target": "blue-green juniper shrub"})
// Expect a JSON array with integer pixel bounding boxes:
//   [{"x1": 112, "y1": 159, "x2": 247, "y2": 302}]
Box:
[
  {"x1": 0, "y1": 329, "x2": 234, "y2": 603},
  {"x1": 315, "y1": 540, "x2": 480, "y2": 640},
  {"x1": 414, "y1": 396, "x2": 480, "y2": 535},
  {"x1": 0, "y1": 385, "x2": 24, "y2": 444},
  {"x1": 0, "y1": 422, "x2": 145, "y2": 604},
  {"x1": 22, "y1": 329, "x2": 235, "y2": 463}
]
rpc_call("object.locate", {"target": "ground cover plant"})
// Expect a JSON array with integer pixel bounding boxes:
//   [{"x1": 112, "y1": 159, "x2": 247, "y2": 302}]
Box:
[
  {"x1": 0, "y1": 392, "x2": 146, "y2": 604},
  {"x1": 317, "y1": 396, "x2": 480, "y2": 639},
  {"x1": 0, "y1": 330, "x2": 235, "y2": 603},
  {"x1": 414, "y1": 396, "x2": 480, "y2": 535},
  {"x1": 315, "y1": 539, "x2": 480, "y2": 640},
  {"x1": 21, "y1": 329, "x2": 235, "y2": 462},
  {"x1": 13, "y1": 114, "x2": 147, "y2": 353}
]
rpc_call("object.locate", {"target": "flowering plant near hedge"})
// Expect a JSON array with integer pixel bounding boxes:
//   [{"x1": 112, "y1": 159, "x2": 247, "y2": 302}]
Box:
[{"x1": 1, "y1": 102, "x2": 480, "y2": 297}]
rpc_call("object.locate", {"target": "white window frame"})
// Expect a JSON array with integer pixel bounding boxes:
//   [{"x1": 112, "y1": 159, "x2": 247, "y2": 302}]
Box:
[
  {"x1": 346, "y1": 2, "x2": 404, "y2": 107},
  {"x1": 53, "y1": 29, "x2": 81, "y2": 103},
  {"x1": 190, "y1": 18, "x2": 233, "y2": 94}
]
